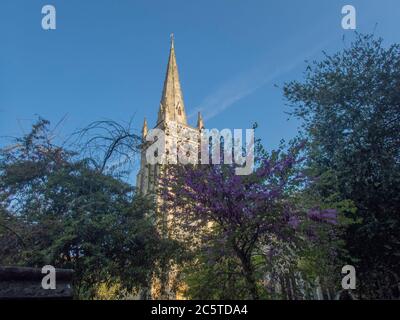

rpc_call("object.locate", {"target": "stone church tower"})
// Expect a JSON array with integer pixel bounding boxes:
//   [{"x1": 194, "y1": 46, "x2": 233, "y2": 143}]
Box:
[
  {"x1": 136, "y1": 35, "x2": 204, "y2": 196},
  {"x1": 136, "y1": 35, "x2": 204, "y2": 299}
]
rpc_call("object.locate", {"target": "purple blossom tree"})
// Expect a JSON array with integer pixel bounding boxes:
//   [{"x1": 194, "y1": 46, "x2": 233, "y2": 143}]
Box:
[{"x1": 159, "y1": 141, "x2": 337, "y2": 299}]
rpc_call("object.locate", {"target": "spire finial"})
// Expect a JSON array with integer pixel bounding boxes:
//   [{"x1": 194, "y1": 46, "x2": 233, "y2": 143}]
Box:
[
  {"x1": 197, "y1": 112, "x2": 204, "y2": 130},
  {"x1": 170, "y1": 33, "x2": 174, "y2": 48}
]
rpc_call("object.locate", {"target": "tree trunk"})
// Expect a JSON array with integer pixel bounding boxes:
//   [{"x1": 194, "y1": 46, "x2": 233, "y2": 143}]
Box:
[
  {"x1": 243, "y1": 261, "x2": 259, "y2": 300},
  {"x1": 235, "y1": 248, "x2": 259, "y2": 300}
]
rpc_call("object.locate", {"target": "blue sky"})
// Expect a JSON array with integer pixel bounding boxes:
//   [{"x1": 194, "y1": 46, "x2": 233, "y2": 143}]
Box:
[{"x1": 1, "y1": 0, "x2": 399, "y2": 155}]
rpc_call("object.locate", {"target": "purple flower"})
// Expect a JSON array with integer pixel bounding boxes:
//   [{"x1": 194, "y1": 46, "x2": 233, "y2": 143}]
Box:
[
  {"x1": 307, "y1": 208, "x2": 338, "y2": 225},
  {"x1": 288, "y1": 216, "x2": 300, "y2": 229}
]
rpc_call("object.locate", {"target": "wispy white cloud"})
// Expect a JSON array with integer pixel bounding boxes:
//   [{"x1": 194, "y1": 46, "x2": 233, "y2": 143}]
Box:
[{"x1": 190, "y1": 40, "x2": 329, "y2": 121}]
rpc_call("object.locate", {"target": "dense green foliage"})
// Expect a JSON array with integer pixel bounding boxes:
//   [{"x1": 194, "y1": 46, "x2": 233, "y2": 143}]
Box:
[
  {"x1": 283, "y1": 34, "x2": 400, "y2": 299},
  {"x1": 0, "y1": 119, "x2": 171, "y2": 299}
]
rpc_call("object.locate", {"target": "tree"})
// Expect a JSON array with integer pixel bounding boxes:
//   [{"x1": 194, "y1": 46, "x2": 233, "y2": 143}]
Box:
[
  {"x1": 159, "y1": 139, "x2": 339, "y2": 299},
  {"x1": 0, "y1": 118, "x2": 172, "y2": 298},
  {"x1": 283, "y1": 33, "x2": 400, "y2": 299}
]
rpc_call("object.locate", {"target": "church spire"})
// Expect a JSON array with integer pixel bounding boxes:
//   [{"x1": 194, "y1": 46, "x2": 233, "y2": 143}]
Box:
[{"x1": 157, "y1": 34, "x2": 187, "y2": 125}]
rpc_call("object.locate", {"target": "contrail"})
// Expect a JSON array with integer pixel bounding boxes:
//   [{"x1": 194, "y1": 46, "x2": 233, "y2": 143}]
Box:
[{"x1": 190, "y1": 40, "x2": 330, "y2": 121}]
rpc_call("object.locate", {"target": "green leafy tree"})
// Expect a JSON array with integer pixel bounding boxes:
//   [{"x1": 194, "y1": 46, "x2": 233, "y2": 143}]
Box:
[
  {"x1": 0, "y1": 118, "x2": 173, "y2": 299},
  {"x1": 283, "y1": 34, "x2": 400, "y2": 299}
]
